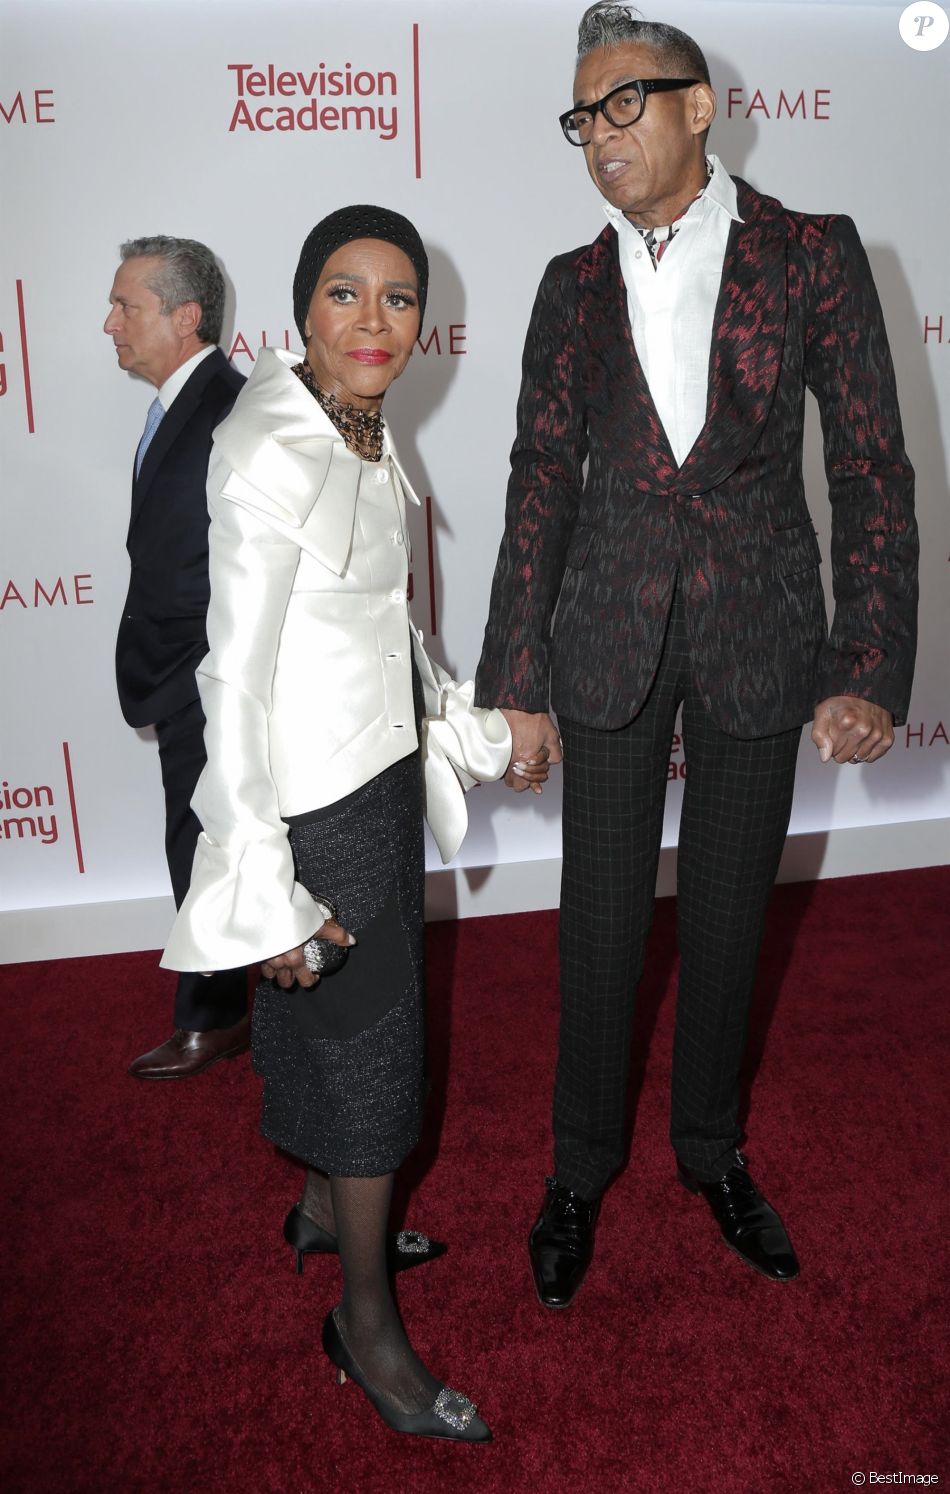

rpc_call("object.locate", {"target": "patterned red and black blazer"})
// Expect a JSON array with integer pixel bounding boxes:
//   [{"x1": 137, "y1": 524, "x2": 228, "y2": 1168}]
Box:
[{"x1": 475, "y1": 178, "x2": 918, "y2": 736}]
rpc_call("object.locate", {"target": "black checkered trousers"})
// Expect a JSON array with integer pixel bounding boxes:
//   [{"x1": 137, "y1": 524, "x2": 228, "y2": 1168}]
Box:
[{"x1": 554, "y1": 581, "x2": 802, "y2": 1196}]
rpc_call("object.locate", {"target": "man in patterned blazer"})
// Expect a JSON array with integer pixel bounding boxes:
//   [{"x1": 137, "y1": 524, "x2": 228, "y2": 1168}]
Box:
[{"x1": 475, "y1": 3, "x2": 917, "y2": 1306}]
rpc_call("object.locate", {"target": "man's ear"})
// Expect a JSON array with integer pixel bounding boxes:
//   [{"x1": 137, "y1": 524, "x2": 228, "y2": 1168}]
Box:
[
  {"x1": 174, "y1": 300, "x2": 203, "y2": 339},
  {"x1": 690, "y1": 81, "x2": 716, "y2": 136}
]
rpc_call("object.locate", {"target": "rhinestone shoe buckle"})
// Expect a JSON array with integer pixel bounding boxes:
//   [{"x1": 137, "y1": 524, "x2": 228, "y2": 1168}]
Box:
[
  {"x1": 395, "y1": 1228, "x2": 431, "y2": 1255},
  {"x1": 434, "y1": 1387, "x2": 476, "y2": 1431}
]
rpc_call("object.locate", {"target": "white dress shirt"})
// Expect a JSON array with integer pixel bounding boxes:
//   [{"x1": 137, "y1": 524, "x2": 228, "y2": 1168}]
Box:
[
  {"x1": 603, "y1": 155, "x2": 743, "y2": 466},
  {"x1": 157, "y1": 343, "x2": 216, "y2": 411}
]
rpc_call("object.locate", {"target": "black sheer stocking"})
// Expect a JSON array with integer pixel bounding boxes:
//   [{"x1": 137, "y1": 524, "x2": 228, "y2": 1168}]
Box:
[
  {"x1": 330, "y1": 1173, "x2": 441, "y2": 1415},
  {"x1": 299, "y1": 1167, "x2": 335, "y2": 1235}
]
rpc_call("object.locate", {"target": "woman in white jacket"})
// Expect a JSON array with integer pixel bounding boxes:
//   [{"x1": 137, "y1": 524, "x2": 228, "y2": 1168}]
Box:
[{"x1": 162, "y1": 207, "x2": 547, "y2": 1442}]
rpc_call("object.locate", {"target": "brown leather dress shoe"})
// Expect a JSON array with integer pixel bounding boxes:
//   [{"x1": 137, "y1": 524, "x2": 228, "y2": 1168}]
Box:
[{"x1": 128, "y1": 1014, "x2": 251, "y2": 1079}]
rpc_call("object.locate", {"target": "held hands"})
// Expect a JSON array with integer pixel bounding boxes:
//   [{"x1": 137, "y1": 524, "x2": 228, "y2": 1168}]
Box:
[
  {"x1": 811, "y1": 696, "x2": 895, "y2": 766},
  {"x1": 501, "y1": 709, "x2": 563, "y2": 794},
  {"x1": 261, "y1": 916, "x2": 356, "y2": 990}
]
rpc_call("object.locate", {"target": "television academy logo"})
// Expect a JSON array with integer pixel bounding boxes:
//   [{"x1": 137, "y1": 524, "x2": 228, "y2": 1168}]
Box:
[
  {"x1": 225, "y1": 25, "x2": 424, "y2": 175},
  {"x1": 228, "y1": 62, "x2": 398, "y2": 138},
  {"x1": 726, "y1": 87, "x2": 831, "y2": 121},
  {"x1": 0, "y1": 743, "x2": 84, "y2": 869},
  {"x1": 0, "y1": 281, "x2": 36, "y2": 433}
]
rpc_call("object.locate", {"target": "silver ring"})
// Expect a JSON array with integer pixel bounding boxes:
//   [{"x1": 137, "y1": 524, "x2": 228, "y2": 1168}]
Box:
[
  {"x1": 302, "y1": 934, "x2": 349, "y2": 977},
  {"x1": 302, "y1": 938, "x2": 325, "y2": 973}
]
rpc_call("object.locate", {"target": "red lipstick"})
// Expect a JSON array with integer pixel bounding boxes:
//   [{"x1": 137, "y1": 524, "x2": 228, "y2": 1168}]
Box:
[{"x1": 348, "y1": 349, "x2": 392, "y2": 365}]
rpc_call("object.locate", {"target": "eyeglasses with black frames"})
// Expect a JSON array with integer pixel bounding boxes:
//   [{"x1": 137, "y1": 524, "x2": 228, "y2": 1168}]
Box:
[{"x1": 559, "y1": 78, "x2": 700, "y2": 146}]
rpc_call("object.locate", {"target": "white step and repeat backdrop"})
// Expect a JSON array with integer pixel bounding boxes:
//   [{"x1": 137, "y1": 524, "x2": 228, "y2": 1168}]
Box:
[{"x1": 2, "y1": 0, "x2": 948, "y2": 959}]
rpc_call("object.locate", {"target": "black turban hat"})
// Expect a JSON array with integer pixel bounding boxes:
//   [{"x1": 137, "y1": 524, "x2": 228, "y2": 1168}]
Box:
[{"x1": 293, "y1": 204, "x2": 429, "y2": 343}]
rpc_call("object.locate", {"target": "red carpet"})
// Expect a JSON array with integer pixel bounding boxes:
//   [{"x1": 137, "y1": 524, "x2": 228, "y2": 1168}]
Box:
[{"x1": 3, "y1": 867, "x2": 948, "y2": 1493}]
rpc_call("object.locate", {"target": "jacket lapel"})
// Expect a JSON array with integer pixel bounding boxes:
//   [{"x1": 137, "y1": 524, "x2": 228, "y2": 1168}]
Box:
[
  {"x1": 580, "y1": 229, "x2": 680, "y2": 487},
  {"x1": 673, "y1": 179, "x2": 789, "y2": 493},
  {"x1": 213, "y1": 348, "x2": 375, "y2": 577}
]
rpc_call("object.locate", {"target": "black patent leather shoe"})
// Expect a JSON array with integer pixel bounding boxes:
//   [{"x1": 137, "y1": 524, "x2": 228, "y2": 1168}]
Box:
[
  {"x1": 678, "y1": 1155, "x2": 800, "y2": 1282},
  {"x1": 528, "y1": 1176, "x2": 601, "y2": 1308},
  {"x1": 283, "y1": 1204, "x2": 447, "y2": 1276}
]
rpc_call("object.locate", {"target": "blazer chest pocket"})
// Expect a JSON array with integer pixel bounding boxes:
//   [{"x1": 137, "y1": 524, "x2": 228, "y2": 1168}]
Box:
[
  {"x1": 566, "y1": 524, "x2": 595, "y2": 570},
  {"x1": 771, "y1": 521, "x2": 821, "y2": 577}
]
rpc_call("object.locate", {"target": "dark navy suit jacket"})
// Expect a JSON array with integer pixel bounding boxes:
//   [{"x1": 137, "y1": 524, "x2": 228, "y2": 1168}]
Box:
[{"x1": 116, "y1": 348, "x2": 246, "y2": 727}]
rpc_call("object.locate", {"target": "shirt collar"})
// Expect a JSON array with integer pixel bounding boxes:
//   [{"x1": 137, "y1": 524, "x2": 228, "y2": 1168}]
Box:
[
  {"x1": 157, "y1": 344, "x2": 216, "y2": 411},
  {"x1": 602, "y1": 154, "x2": 743, "y2": 235}
]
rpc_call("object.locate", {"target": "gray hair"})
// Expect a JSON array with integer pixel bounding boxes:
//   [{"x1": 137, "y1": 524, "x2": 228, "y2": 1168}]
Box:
[
  {"x1": 119, "y1": 235, "x2": 225, "y2": 345},
  {"x1": 576, "y1": 3, "x2": 710, "y2": 84}
]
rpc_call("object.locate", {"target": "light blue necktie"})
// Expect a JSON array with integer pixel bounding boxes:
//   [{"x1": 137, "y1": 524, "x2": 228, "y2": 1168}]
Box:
[{"x1": 134, "y1": 396, "x2": 164, "y2": 478}]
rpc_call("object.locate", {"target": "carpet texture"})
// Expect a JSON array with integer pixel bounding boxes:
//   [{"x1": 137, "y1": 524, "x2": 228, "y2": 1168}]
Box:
[{"x1": 3, "y1": 867, "x2": 948, "y2": 1493}]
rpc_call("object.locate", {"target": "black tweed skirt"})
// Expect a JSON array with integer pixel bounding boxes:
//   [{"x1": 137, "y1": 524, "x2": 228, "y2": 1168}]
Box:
[{"x1": 252, "y1": 747, "x2": 426, "y2": 1176}]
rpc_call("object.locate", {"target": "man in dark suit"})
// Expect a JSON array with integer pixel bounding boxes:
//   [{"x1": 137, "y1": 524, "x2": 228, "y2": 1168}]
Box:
[
  {"x1": 105, "y1": 236, "x2": 249, "y2": 1078},
  {"x1": 476, "y1": 3, "x2": 917, "y2": 1305}
]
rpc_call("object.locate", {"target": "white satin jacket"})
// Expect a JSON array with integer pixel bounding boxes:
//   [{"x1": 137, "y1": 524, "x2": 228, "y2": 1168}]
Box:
[{"x1": 161, "y1": 348, "x2": 510, "y2": 973}]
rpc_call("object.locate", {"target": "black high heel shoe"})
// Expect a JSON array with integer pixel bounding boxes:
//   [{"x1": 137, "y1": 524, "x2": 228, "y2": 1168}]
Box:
[
  {"x1": 283, "y1": 1204, "x2": 447, "y2": 1276},
  {"x1": 321, "y1": 1308, "x2": 492, "y2": 1443}
]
